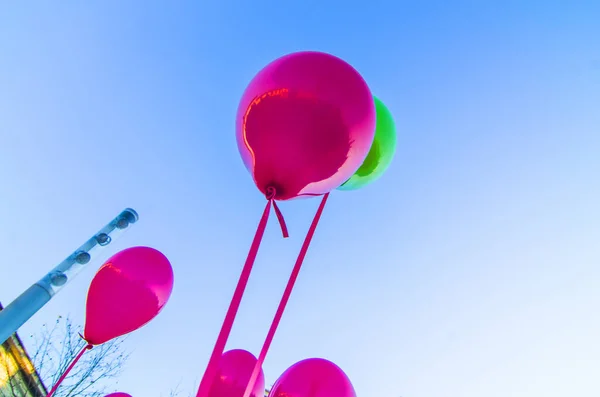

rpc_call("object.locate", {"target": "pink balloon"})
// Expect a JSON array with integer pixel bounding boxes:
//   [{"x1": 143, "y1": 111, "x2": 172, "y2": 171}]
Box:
[
  {"x1": 104, "y1": 394, "x2": 132, "y2": 397},
  {"x1": 84, "y1": 246, "x2": 174, "y2": 345},
  {"x1": 270, "y1": 358, "x2": 355, "y2": 397},
  {"x1": 208, "y1": 349, "x2": 265, "y2": 397},
  {"x1": 236, "y1": 51, "x2": 376, "y2": 201}
]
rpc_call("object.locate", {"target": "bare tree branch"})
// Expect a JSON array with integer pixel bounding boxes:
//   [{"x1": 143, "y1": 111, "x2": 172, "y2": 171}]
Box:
[{"x1": 29, "y1": 316, "x2": 129, "y2": 397}]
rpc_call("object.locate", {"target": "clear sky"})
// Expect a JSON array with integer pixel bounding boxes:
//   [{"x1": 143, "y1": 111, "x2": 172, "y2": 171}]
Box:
[{"x1": 1, "y1": 1, "x2": 599, "y2": 396}]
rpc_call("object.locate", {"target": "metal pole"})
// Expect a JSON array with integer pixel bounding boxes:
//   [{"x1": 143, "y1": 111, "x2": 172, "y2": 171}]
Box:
[{"x1": 0, "y1": 208, "x2": 139, "y2": 344}]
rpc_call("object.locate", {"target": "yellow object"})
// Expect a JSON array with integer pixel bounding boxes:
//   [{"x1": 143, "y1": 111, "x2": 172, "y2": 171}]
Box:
[{"x1": 0, "y1": 303, "x2": 47, "y2": 397}]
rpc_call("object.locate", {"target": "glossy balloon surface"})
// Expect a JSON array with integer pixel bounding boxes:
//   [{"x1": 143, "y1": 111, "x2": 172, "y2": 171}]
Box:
[
  {"x1": 339, "y1": 96, "x2": 397, "y2": 190},
  {"x1": 270, "y1": 358, "x2": 356, "y2": 397},
  {"x1": 208, "y1": 349, "x2": 265, "y2": 397},
  {"x1": 236, "y1": 51, "x2": 376, "y2": 200},
  {"x1": 104, "y1": 393, "x2": 132, "y2": 397},
  {"x1": 84, "y1": 246, "x2": 174, "y2": 345}
]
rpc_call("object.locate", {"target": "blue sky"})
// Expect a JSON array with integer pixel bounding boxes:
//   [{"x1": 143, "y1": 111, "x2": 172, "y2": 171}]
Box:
[{"x1": 1, "y1": 1, "x2": 599, "y2": 396}]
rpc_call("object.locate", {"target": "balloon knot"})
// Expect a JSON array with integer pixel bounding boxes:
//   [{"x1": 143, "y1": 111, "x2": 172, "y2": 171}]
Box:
[
  {"x1": 265, "y1": 186, "x2": 289, "y2": 238},
  {"x1": 265, "y1": 186, "x2": 277, "y2": 200},
  {"x1": 78, "y1": 333, "x2": 94, "y2": 349}
]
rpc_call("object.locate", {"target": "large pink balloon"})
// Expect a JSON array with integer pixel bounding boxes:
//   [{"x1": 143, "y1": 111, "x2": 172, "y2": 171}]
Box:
[
  {"x1": 104, "y1": 394, "x2": 132, "y2": 397},
  {"x1": 236, "y1": 51, "x2": 376, "y2": 201},
  {"x1": 208, "y1": 349, "x2": 265, "y2": 397},
  {"x1": 84, "y1": 246, "x2": 174, "y2": 345},
  {"x1": 270, "y1": 358, "x2": 355, "y2": 397}
]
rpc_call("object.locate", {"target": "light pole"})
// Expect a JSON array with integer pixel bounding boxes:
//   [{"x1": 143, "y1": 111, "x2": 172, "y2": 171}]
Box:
[{"x1": 0, "y1": 208, "x2": 139, "y2": 344}]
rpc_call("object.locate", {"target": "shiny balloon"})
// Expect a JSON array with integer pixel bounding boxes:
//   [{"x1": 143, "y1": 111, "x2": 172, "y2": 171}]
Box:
[
  {"x1": 236, "y1": 51, "x2": 376, "y2": 201},
  {"x1": 104, "y1": 393, "x2": 132, "y2": 397},
  {"x1": 84, "y1": 246, "x2": 174, "y2": 345},
  {"x1": 269, "y1": 358, "x2": 355, "y2": 397},
  {"x1": 338, "y1": 96, "x2": 397, "y2": 191},
  {"x1": 208, "y1": 349, "x2": 265, "y2": 397}
]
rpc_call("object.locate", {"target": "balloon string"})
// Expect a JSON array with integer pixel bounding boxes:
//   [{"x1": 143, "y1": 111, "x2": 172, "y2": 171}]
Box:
[
  {"x1": 242, "y1": 193, "x2": 330, "y2": 397},
  {"x1": 196, "y1": 199, "x2": 274, "y2": 397},
  {"x1": 272, "y1": 200, "x2": 289, "y2": 238},
  {"x1": 45, "y1": 341, "x2": 93, "y2": 397},
  {"x1": 265, "y1": 186, "x2": 289, "y2": 238}
]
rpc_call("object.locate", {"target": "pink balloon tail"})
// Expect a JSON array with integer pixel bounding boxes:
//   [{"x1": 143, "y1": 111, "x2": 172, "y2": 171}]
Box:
[
  {"x1": 271, "y1": 200, "x2": 289, "y2": 238},
  {"x1": 196, "y1": 199, "x2": 275, "y2": 397},
  {"x1": 265, "y1": 186, "x2": 289, "y2": 238},
  {"x1": 242, "y1": 193, "x2": 330, "y2": 397},
  {"x1": 46, "y1": 342, "x2": 93, "y2": 397}
]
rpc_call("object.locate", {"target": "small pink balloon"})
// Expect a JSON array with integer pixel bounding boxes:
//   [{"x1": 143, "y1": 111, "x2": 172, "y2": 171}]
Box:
[
  {"x1": 208, "y1": 349, "x2": 265, "y2": 397},
  {"x1": 104, "y1": 393, "x2": 132, "y2": 397},
  {"x1": 270, "y1": 358, "x2": 355, "y2": 397},
  {"x1": 84, "y1": 246, "x2": 174, "y2": 345}
]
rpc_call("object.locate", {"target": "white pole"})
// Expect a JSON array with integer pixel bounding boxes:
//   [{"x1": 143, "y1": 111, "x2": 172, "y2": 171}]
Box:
[{"x1": 0, "y1": 208, "x2": 138, "y2": 344}]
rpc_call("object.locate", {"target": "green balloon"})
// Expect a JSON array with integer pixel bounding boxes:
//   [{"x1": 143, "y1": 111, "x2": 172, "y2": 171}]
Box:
[{"x1": 338, "y1": 96, "x2": 397, "y2": 191}]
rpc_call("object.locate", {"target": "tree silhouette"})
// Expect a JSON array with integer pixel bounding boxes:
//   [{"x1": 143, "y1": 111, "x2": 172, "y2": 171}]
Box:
[{"x1": 28, "y1": 316, "x2": 129, "y2": 397}]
